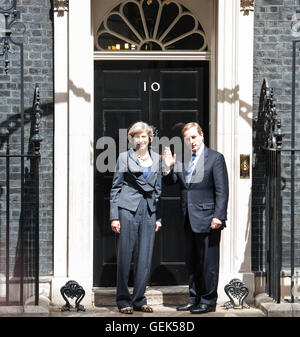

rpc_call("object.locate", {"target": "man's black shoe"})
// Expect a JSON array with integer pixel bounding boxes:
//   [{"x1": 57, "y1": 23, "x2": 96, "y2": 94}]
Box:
[
  {"x1": 176, "y1": 303, "x2": 198, "y2": 311},
  {"x1": 190, "y1": 303, "x2": 216, "y2": 314}
]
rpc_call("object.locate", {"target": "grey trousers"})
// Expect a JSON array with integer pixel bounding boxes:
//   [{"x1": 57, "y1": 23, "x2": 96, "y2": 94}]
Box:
[{"x1": 116, "y1": 197, "x2": 156, "y2": 309}]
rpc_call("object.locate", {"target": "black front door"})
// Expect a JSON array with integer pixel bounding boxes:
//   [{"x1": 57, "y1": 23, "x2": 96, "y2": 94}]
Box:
[{"x1": 94, "y1": 60, "x2": 209, "y2": 286}]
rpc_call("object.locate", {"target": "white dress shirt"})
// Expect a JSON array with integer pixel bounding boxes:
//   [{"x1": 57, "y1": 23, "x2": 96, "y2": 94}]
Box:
[
  {"x1": 163, "y1": 142, "x2": 205, "y2": 176},
  {"x1": 188, "y1": 143, "x2": 205, "y2": 174}
]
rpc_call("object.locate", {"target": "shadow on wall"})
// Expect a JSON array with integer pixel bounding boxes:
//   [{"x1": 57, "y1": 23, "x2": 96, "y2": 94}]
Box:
[
  {"x1": 217, "y1": 85, "x2": 253, "y2": 127},
  {"x1": 217, "y1": 85, "x2": 254, "y2": 292},
  {"x1": 55, "y1": 80, "x2": 92, "y2": 105},
  {"x1": 229, "y1": 81, "x2": 267, "y2": 297},
  {"x1": 216, "y1": 82, "x2": 265, "y2": 288}
]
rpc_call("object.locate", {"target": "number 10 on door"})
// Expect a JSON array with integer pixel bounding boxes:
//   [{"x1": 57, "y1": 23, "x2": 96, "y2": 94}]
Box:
[{"x1": 144, "y1": 82, "x2": 160, "y2": 92}]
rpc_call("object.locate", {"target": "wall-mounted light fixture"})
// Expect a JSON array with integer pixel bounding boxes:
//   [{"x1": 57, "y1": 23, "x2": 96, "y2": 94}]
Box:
[
  {"x1": 240, "y1": 0, "x2": 255, "y2": 16},
  {"x1": 54, "y1": 0, "x2": 69, "y2": 17},
  {"x1": 288, "y1": 1, "x2": 300, "y2": 37}
]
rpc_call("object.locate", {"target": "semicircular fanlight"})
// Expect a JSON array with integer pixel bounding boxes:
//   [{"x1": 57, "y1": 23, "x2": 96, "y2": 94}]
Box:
[{"x1": 95, "y1": 0, "x2": 208, "y2": 52}]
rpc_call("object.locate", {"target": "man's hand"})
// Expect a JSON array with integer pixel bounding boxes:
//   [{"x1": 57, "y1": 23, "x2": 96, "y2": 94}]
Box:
[
  {"x1": 162, "y1": 147, "x2": 176, "y2": 171},
  {"x1": 111, "y1": 220, "x2": 121, "y2": 234},
  {"x1": 155, "y1": 221, "x2": 162, "y2": 232},
  {"x1": 210, "y1": 218, "x2": 223, "y2": 230}
]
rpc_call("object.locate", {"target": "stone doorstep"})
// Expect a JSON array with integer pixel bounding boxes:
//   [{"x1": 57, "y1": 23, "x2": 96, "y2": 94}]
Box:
[
  {"x1": 254, "y1": 292, "x2": 300, "y2": 317},
  {"x1": 93, "y1": 285, "x2": 189, "y2": 307}
]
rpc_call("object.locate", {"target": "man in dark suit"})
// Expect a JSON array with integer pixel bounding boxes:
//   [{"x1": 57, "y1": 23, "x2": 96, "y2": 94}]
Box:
[{"x1": 162, "y1": 122, "x2": 229, "y2": 314}]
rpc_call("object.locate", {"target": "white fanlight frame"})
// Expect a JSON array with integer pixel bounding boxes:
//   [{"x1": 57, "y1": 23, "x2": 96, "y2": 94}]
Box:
[{"x1": 95, "y1": 0, "x2": 208, "y2": 52}]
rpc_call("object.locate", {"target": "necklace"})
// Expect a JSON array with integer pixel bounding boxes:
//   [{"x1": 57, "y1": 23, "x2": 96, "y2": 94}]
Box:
[{"x1": 137, "y1": 152, "x2": 150, "y2": 161}]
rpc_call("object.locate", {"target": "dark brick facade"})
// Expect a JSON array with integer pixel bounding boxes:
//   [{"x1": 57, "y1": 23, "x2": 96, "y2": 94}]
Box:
[
  {"x1": 252, "y1": 0, "x2": 300, "y2": 272},
  {"x1": 1, "y1": 0, "x2": 299, "y2": 283},
  {"x1": 0, "y1": 0, "x2": 53, "y2": 278}
]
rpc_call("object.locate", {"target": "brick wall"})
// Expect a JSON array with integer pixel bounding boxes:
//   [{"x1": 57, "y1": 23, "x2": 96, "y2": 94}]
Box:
[
  {"x1": 2, "y1": 0, "x2": 299, "y2": 282},
  {"x1": 0, "y1": 0, "x2": 53, "y2": 279},
  {"x1": 252, "y1": 0, "x2": 300, "y2": 272}
]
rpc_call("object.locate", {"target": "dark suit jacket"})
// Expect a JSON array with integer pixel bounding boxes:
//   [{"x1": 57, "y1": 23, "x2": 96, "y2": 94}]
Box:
[
  {"x1": 164, "y1": 145, "x2": 229, "y2": 233},
  {"x1": 110, "y1": 148, "x2": 162, "y2": 222}
]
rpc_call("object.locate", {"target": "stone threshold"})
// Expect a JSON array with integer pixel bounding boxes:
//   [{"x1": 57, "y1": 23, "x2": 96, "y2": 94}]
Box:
[
  {"x1": 93, "y1": 285, "x2": 189, "y2": 307},
  {"x1": 255, "y1": 293, "x2": 300, "y2": 317}
]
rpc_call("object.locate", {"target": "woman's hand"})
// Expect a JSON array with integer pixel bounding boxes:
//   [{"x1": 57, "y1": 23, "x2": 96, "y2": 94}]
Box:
[
  {"x1": 111, "y1": 220, "x2": 121, "y2": 234},
  {"x1": 155, "y1": 221, "x2": 162, "y2": 232}
]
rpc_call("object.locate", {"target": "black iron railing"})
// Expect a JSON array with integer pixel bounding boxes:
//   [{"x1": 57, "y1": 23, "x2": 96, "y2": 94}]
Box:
[
  {"x1": 262, "y1": 78, "x2": 284, "y2": 303},
  {"x1": 0, "y1": 1, "x2": 42, "y2": 306},
  {"x1": 0, "y1": 85, "x2": 42, "y2": 306},
  {"x1": 263, "y1": 41, "x2": 300, "y2": 303},
  {"x1": 287, "y1": 40, "x2": 300, "y2": 303}
]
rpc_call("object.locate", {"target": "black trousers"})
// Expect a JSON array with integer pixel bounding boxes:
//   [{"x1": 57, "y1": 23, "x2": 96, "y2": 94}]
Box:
[{"x1": 184, "y1": 214, "x2": 221, "y2": 306}]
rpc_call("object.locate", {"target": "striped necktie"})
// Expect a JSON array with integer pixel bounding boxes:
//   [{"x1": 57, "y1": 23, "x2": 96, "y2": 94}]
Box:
[{"x1": 186, "y1": 152, "x2": 196, "y2": 184}]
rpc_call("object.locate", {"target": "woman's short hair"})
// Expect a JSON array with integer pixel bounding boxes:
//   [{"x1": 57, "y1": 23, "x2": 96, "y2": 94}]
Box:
[
  {"x1": 128, "y1": 121, "x2": 154, "y2": 143},
  {"x1": 182, "y1": 122, "x2": 203, "y2": 137}
]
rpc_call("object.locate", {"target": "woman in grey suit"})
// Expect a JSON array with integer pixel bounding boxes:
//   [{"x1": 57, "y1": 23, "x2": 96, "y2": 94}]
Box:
[{"x1": 110, "y1": 122, "x2": 162, "y2": 314}]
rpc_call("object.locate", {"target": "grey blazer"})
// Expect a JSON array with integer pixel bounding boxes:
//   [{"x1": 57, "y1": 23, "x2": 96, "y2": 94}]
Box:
[{"x1": 110, "y1": 148, "x2": 162, "y2": 222}]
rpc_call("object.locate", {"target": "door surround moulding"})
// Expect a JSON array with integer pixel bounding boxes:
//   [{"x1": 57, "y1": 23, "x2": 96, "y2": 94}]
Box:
[
  {"x1": 94, "y1": 51, "x2": 211, "y2": 61},
  {"x1": 216, "y1": 0, "x2": 254, "y2": 302},
  {"x1": 52, "y1": 0, "x2": 255, "y2": 305}
]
